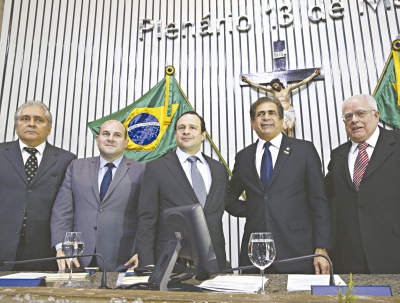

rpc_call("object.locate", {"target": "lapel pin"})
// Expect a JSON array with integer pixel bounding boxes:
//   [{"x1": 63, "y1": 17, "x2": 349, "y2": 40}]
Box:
[{"x1": 284, "y1": 147, "x2": 290, "y2": 154}]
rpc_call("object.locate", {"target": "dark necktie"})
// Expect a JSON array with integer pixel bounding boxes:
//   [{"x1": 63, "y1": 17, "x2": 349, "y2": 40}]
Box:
[
  {"x1": 24, "y1": 147, "x2": 39, "y2": 183},
  {"x1": 187, "y1": 156, "x2": 207, "y2": 208},
  {"x1": 260, "y1": 141, "x2": 273, "y2": 190},
  {"x1": 100, "y1": 163, "x2": 115, "y2": 201},
  {"x1": 353, "y1": 142, "x2": 369, "y2": 191}
]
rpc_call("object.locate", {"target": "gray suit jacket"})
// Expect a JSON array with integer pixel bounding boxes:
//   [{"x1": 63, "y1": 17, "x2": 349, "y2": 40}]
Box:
[
  {"x1": 136, "y1": 151, "x2": 228, "y2": 270},
  {"x1": 0, "y1": 140, "x2": 76, "y2": 271},
  {"x1": 51, "y1": 156, "x2": 145, "y2": 272}
]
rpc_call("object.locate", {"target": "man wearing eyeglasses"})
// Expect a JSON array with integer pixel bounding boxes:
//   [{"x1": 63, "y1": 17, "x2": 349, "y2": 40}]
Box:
[{"x1": 325, "y1": 94, "x2": 400, "y2": 274}]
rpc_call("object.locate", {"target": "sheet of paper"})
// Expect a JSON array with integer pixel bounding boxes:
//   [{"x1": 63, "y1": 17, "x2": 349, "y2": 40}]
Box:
[
  {"x1": 199, "y1": 275, "x2": 265, "y2": 293},
  {"x1": 115, "y1": 272, "x2": 150, "y2": 286},
  {"x1": 44, "y1": 273, "x2": 89, "y2": 281},
  {"x1": 287, "y1": 274, "x2": 346, "y2": 292},
  {"x1": 0, "y1": 273, "x2": 47, "y2": 279}
]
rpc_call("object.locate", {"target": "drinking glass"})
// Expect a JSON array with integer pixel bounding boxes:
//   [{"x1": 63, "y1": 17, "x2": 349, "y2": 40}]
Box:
[
  {"x1": 61, "y1": 232, "x2": 84, "y2": 287},
  {"x1": 248, "y1": 232, "x2": 276, "y2": 294}
]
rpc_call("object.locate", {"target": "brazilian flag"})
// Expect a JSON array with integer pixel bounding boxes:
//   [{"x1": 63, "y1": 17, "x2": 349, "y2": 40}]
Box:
[
  {"x1": 88, "y1": 66, "x2": 193, "y2": 162},
  {"x1": 373, "y1": 37, "x2": 400, "y2": 129}
]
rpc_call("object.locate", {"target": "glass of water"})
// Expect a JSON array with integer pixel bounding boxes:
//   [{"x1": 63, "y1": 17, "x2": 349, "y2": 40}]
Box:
[
  {"x1": 61, "y1": 232, "x2": 84, "y2": 287},
  {"x1": 248, "y1": 232, "x2": 276, "y2": 294}
]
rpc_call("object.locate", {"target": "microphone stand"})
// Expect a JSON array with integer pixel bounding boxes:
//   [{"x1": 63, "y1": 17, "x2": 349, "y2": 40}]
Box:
[
  {"x1": 2, "y1": 253, "x2": 109, "y2": 289},
  {"x1": 221, "y1": 253, "x2": 335, "y2": 286}
]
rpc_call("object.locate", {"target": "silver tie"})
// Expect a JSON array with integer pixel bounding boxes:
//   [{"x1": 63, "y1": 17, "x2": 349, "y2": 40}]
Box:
[{"x1": 187, "y1": 156, "x2": 207, "y2": 208}]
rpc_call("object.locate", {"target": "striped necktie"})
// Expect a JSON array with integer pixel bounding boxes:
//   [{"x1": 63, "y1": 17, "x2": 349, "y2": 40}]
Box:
[
  {"x1": 187, "y1": 156, "x2": 207, "y2": 208},
  {"x1": 353, "y1": 142, "x2": 369, "y2": 191}
]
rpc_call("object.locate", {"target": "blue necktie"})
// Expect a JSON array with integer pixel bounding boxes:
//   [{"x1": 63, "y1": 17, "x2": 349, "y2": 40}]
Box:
[
  {"x1": 100, "y1": 163, "x2": 115, "y2": 201},
  {"x1": 187, "y1": 156, "x2": 207, "y2": 208},
  {"x1": 260, "y1": 142, "x2": 273, "y2": 190}
]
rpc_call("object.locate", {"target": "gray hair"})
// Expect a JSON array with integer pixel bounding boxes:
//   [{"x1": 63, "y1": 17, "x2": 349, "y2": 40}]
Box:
[
  {"x1": 14, "y1": 101, "x2": 53, "y2": 127},
  {"x1": 342, "y1": 94, "x2": 378, "y2": 113}
]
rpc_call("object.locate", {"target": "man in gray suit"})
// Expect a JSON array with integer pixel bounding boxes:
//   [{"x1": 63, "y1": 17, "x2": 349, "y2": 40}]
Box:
[
  {"x1": 136, "y1": 111, "x2": 231, "y2": 270},
  {"x1": 51, "y1": 120, "x2": 145, "y2": 272},
  {"x1": 0, "y1": 101, "x2": 76, "y2": 271}
]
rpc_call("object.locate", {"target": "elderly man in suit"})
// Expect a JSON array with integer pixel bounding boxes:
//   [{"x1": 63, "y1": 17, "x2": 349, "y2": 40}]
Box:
[
  {"x1": 136, "y1": 111, "x2": 232, "y2": 270},
  {"x1": 51, "y1": 120, "x2": 145, "y2": 272},
  {"x1": 226, "y1": 96, "x2": 332, "y2": 274},
  {"x1": 0, "y1": 101, "x2": 76, "y2": 271},
  {"x1": 325, "y1": 94, "x2": 400, "y2": 274}
]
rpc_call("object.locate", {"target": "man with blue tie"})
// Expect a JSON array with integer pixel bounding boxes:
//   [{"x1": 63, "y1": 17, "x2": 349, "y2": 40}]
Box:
[
  {"x1": 226, "y1": 96, "x2": 332, "y2": 274},
  {"x1": 51, "y1": 120, "x2": 145, "y2": 272}
]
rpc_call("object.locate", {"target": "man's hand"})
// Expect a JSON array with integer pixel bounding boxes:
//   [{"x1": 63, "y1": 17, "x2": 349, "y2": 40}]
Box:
[
  {"x1": 56, "y1": 249, "x2": 80, "y2": 271},
  {"x1": 125, "y1": 254, "x2": 139, "y2": 270},
  {"x1": 242, "y1": 75, "x2": 249, "y2": 83},
  {"x1": 313, "y1": 248, "x2": 330, "y2": 275},
  {"x1": 314, "y1": 68, "x2": 320, "y2": 76}
]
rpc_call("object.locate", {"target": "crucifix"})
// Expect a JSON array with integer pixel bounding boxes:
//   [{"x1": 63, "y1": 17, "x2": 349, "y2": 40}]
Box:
[{"x1": 241, "y1": 40, "x2": 324, "y2": 137}]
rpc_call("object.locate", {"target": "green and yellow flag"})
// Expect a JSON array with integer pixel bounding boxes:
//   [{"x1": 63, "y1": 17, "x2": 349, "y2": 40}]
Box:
[
  {"x1": 88, "y1": 66, "x2": 193, "y2": 162},
  {"x1": 373, "y1": 36, "x2": 400, "y2": 129}
]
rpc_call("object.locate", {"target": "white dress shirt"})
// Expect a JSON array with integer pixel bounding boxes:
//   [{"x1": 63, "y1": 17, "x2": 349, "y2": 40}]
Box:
[
  {"x1": 255, "y1": 132, "x2": 283, "y2": 178},
  {"x1": 19, "y1": 140, "x2": 46, "y2": 166},
  {"x1": 176, "y1": 147, "x2": 212, "y2": 193},
  {"x1": 348, "y1": 126, "x2": 380, "y2": 181}
]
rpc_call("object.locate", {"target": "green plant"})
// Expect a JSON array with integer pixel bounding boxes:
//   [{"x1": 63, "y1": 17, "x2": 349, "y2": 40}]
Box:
[{"x1": 337, "y1": 273, "x2": 357, "y2": 302}]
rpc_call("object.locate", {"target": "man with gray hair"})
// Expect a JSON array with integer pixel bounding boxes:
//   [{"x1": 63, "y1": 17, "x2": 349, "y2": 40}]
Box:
[
  {"x1": 325, "y1": 94, "x2": 400, "y2": 273},
  {"x1": 0, "y1": 101, "x2": 76, "y2": 271}
]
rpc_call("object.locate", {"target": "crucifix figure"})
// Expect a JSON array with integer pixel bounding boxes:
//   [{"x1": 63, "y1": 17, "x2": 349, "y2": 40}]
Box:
[{"x1": 242, "y1": 68, "x2": 320, "y2": 137}]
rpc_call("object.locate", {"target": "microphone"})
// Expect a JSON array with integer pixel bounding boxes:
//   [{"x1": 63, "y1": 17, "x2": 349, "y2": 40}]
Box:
[
  {"x1": 220, "y1": 253, "x2": 335, "y2": 286},
  {"x1": 1, "y1": 253, "x2": 109, "y2": 289}
]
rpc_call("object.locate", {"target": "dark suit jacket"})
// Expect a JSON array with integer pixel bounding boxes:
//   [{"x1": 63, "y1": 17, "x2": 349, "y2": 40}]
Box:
[
  {"x1": 136, "y1": 151, "x2": 228, "y2": 270},
  {"x1": 325, "y1": 127, "x2": 400, "y2": 274},
  {"x1": 0, "y1": 140, "x2": 76, "y2": 271},
  {"x1": 51, "y1": 156, "x2": 145, "y2": 272},
  {"x1": 226, "y1": 134, "x2": 332, "y2": 273}
]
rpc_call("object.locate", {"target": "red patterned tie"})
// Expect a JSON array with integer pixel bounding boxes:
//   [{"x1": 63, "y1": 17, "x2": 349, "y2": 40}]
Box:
[{"x1": 353, "y1": 142, "x2": 369, "y2": 191}]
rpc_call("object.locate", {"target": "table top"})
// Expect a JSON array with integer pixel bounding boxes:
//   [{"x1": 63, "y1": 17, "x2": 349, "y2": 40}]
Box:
[{"x1": 1, "y1": 272, "x2": 400, "y2": 302}]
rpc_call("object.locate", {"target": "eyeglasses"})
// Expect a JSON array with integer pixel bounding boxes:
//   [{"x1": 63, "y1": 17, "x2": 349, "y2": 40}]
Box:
[{"x1": 342, "y1": 109, "x2": 375, "y2": 121}]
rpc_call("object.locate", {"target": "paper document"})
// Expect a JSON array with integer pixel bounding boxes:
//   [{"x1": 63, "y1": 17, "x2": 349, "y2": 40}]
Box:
[
  {"x1": 0, "y1": 273, "x2": 46, "y2": 279},
  {"x1": 287, "y1": 274, "x2": 346, "y2": 292},
  {"x1": 116, "y1": 270, "x2": 150, "y2": 286},
  {"x1": 199, "y1": 275, "x2": 265, "y2": 293},
  {"x1": 44, "y1": 272, "x2": 89, "y2": 281}
]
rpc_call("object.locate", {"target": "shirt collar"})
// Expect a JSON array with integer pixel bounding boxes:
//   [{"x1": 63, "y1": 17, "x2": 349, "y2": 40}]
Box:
[
  {"x1": 257, "y1": 132, "x2": 283, "y2": 150},
  {"x1": 19, "y1": 140, "x2": 46, "y2": 155},
  {"x1": 99, "y1": 155, "x2": 124, "y2": 169},
  {"x1": 176, "y1": 147, "x2": 206, "y2": 164},
  {"x1": 350, "y1": 126, "x2": 380, "y2": 154}
]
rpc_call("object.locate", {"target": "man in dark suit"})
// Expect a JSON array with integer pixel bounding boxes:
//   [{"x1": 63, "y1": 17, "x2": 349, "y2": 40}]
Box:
[
  {"x1": 226, "y1": 96, "x2": 332, "y2": 274},
  {"x1": 51, "y1": 120, "x2": 145, "y2": 272},
  {"x1": 0, "y1": 101, "x2": 76, "y2": 271},
  {"x1": 325, "y1": 94, "x2": 400, "y2": 274},
  {"x1": 136, "y1": 111, "x2": 229, "y2": 270}
]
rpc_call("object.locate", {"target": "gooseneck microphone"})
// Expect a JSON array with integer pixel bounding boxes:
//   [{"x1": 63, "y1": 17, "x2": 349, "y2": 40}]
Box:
[
  {"x1": 220, "y1": 253, "x2": 335, "y2": 286},
  {"x1": 1, "y1": 253, "x2": 109, "y2": 289}
]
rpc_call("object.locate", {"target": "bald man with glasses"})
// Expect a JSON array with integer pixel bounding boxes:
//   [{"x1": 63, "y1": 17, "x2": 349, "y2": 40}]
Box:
[{"x1": 325, "y1": 94, "x2": 400, "y2": 274}]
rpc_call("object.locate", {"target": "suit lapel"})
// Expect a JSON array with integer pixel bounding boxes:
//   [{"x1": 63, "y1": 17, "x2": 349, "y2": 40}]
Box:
[
  {"x1": 203, "y1": 154, "x2": 218, "y2": 212},
  {"x1": 246, "y1": 141, "x2": 265, "y2": 192},
  {"x1": 268, "y1": 135, "x2": 292, "y2": 188},
  {"x1": 164, "y1": 152, "x2": 199, "y2": 204},
  {"x1": 102, "y1": 156, "x2": 130, "y2": 203},
  {"x1": 31, "y1": 142, "x2": 58, "y2": 186},
  {"x1": 90, "y1": 157, "x2": 101, "y2": 203},
  {"x1": 337, "y1": 141, "x2": 354, "y2": 190},
  {"x1": 4, "y1": 140, "x2": 28, "y2": 185},
  {"x1": 363, "y1": 128, "x2": 395, "y2": 181}
]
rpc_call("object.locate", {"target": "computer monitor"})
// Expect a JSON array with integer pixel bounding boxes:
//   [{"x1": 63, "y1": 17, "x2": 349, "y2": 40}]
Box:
[{"x1": 148, "y1": 204, "x2": 219, "y2": 291}]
